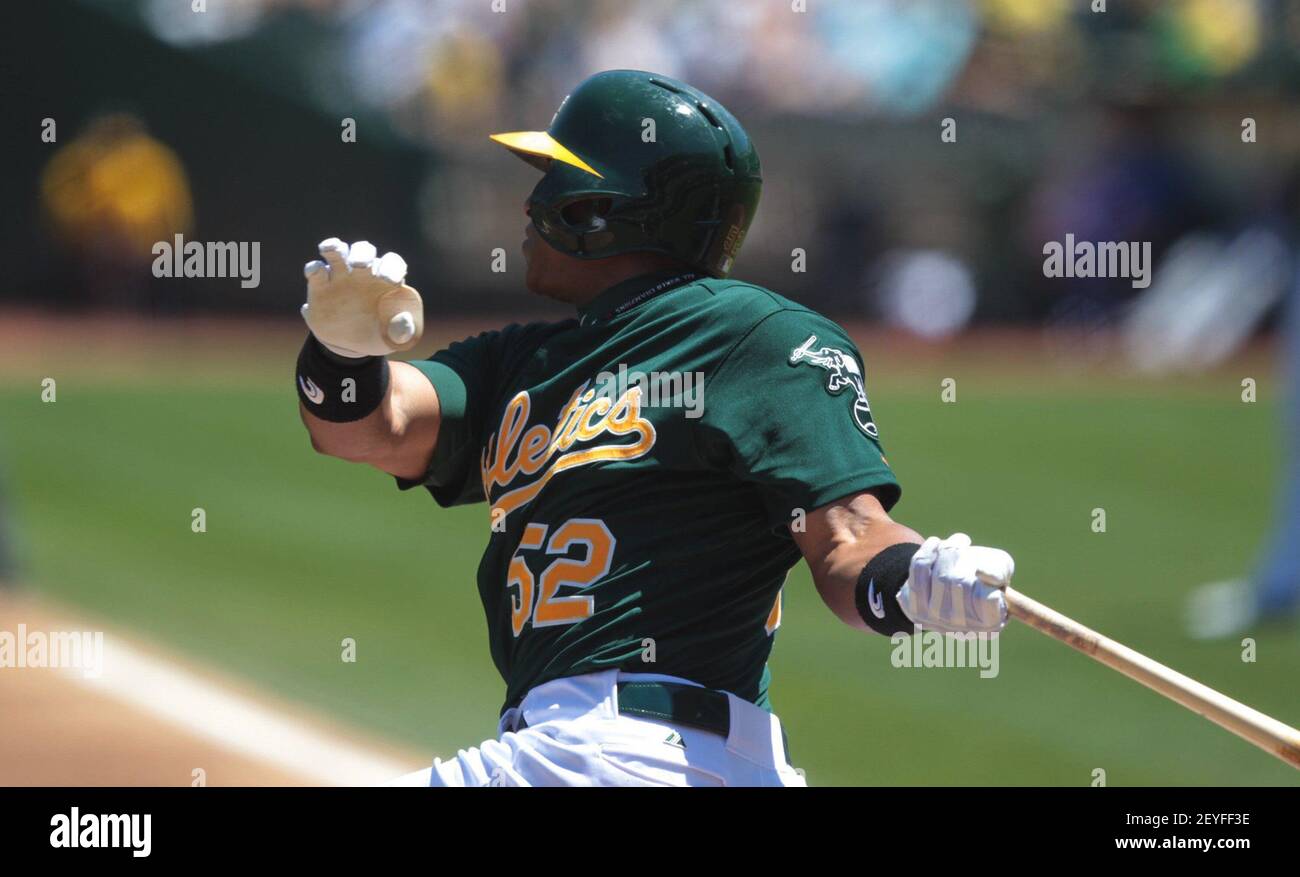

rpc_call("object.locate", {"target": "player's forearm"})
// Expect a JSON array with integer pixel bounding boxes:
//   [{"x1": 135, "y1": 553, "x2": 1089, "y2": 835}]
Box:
[
  {"x1": 298, "y1": 364, "x2": 396, "y2": 461},
  {"x1": 798, "y1": 493, "x2": 922, "y2": 631},
  {"x1": 299, "y1": 360, "x2": 440, "y2": 480},
  {"x1": 796, "y1": 491, "x2": 1014, "y2": 637},
  {"x1": 816, "y1": 524, "x2": 924, "y2": 631}
]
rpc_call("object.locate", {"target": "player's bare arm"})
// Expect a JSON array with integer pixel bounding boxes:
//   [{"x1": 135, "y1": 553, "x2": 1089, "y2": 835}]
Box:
[
  {"x1": 299, "y1": 361, "x2": 440, "y2": 480},
  {"x1": 794, "y1": 491, "x2": 1014, "y2": 636},
  {"x1": 294, "y1": 237, "x2": 441, "y2": 481},
  {"x1": 792, "y1": 491, "x2": 920, "y2": 629}
]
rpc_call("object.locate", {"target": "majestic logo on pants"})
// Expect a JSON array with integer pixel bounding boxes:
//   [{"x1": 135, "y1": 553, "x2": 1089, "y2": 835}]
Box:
[{"x1": 789, "y1": 334, "x2": 878, "y2": 439}]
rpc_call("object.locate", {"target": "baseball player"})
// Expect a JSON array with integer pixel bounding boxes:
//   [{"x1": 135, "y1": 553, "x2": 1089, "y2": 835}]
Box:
[{"x1": 295, "y1": 70, "x2": 1015, "y2": 786}]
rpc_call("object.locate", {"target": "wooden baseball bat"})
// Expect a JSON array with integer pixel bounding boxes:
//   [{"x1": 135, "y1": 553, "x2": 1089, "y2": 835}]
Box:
[{"x1": 983, "y1": 578, "x2": 1300, "y2": 770}]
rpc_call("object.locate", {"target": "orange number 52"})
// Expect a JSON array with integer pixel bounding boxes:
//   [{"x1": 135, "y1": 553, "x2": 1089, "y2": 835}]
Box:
[{"x1": 506, "y1": 519, "x2": 614, "y2": 637}]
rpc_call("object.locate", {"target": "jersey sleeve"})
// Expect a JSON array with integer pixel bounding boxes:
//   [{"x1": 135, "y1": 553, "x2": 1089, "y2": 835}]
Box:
[
  {"x1": 395, "y1": 323, "x2": 550, "y2": 507},
  {"x1": 696, "y1": 309, "x2": 901, "y2": 528}
]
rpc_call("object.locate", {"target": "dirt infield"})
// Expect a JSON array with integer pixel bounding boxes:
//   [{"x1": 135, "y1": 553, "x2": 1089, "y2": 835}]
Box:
[{"x1": 0, "y1": 588, "x2": 426, "y2": 786}]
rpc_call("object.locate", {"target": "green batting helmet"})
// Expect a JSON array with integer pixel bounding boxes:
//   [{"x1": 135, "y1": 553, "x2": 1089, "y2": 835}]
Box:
[{"x1": 491, "y1": 69, "x2": 762, "y2": 278}]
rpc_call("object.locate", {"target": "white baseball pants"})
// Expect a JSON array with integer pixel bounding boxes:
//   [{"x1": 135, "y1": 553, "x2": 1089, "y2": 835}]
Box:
[{"x1": 388, "y1": 670, "x2": 806, "y2": 787}]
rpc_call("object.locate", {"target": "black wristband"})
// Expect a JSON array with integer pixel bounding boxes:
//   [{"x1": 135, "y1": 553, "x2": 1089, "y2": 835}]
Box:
[
  {"x1": 854, "y1": 542, "x2": 922, "y2": 636},
  {"x1": 295, "y1": 335, "x2": 389, "y2": 422}
]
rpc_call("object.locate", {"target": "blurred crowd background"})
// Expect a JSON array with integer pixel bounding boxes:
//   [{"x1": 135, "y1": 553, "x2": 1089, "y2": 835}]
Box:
[{"x1": 9, "y1": 0, "x2": 1300, "y2": 364}]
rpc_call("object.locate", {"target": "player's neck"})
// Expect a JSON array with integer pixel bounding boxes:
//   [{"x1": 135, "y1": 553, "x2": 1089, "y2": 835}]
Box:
[{"x1": 568, "y1": 255, "x2": 694, "y2": 307}]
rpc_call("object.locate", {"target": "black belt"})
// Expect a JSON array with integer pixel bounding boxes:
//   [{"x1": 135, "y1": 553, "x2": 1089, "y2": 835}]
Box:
[
  {"x1": 515, "y1": 680, "x2": 792, "y2": 762},
  {"x1": 616, "y1": 681, "x2": 733, "y2": 736},
  {"x1": 516, "y1": 680, "x2": 729, "y2": 736}
]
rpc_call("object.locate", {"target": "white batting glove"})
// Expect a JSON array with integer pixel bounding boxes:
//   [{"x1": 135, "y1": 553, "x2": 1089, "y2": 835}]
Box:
[
  {"x1": 896, "y1": 533, "x2": 1013, "y2": 634},
  {"x1": 301, "y1": 238, "x2": 424, "y2": 358}
]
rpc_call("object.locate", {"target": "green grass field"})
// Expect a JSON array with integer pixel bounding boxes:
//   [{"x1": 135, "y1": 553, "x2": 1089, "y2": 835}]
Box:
[{"x1": 2, "y1": 324, "x2": 1296, "y2": 785}]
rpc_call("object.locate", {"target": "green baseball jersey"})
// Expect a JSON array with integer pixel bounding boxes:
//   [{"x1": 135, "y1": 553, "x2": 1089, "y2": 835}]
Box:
[{"x1": 399, "y1": 271, "x2": 900, "y2": 715}]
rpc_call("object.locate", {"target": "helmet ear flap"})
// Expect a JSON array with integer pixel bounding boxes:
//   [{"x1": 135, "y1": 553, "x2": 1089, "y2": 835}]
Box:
[
  {"x1": 559, "y1": 197, "x2": 613, "y2": 230},
  {"x1": 531, "y1": 196, "x2": 619, "y2": 257},
  {"x1": 559, "y1": 197, "x2": 615, "y2": 255}
]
